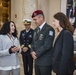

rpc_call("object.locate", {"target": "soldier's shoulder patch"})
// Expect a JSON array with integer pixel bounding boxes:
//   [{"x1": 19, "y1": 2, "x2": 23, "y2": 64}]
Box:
[{"x1": 49, "y1": 31, "x2": 53, "y2": 36}]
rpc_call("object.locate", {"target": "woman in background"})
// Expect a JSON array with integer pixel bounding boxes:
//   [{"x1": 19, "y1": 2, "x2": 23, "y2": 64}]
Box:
[
  {"x1": 52, "y1": 12, "x2": 75, "y2": 75},
  {"x1": 0, "y1": 21, "x2": 21, "y2": 75}
]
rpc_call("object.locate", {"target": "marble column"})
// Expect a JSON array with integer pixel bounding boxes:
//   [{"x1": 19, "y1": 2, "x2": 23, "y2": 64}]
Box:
[
  {"x1": 22, "y1": 0, "x2": 38, "y2": 19},
  {"x1": 22, "y1": 0, "x2": 38, "y2": 29},
  {"x1": 61, "y1": 0, "x2": 67, "y2": 15}
]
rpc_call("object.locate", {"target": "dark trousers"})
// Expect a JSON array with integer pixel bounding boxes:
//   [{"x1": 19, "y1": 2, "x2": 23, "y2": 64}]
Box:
[
  {"x1": 35, "y1": 64, "x2": 52, "y2": 75},
  {"x1": 56, "y1": 74, "x2": 73, "y2": 75},
  {"x1": 22, "y1": 54, "x2": 33, "y2": 75}
]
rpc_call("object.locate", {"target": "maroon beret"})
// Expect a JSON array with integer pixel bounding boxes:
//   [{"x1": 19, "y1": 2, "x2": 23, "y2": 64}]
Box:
[{"x1": 31, "y1": 10, "x2": 44, "y2": 18}]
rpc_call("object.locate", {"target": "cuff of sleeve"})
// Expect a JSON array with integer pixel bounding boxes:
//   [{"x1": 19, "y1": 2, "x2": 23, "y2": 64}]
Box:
[{"x1": 9, "y1": 48, "x2": 13, "y2": 54}]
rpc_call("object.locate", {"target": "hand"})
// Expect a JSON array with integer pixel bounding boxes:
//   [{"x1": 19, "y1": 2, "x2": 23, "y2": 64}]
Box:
[
  {"x1": 9, "y1": 46, "x2": 20, "y2": 54},
  {"x1": 22, "y1": 47, "x2": 28, "y2": 52},
  {"x1": 11, "y1": 46, "x2": 20, "y2": 53},
  {"x1": 31, "y1": 51, "x2": 37, "y2": 59}
]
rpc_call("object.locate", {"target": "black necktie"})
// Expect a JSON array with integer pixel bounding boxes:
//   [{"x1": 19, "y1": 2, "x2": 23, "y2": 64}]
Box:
[{"x1": 37, "y1": 27, "x2": 40, "y2": 34}]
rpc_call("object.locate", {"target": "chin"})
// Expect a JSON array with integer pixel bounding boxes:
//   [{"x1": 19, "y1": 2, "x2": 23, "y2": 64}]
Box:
[{"x1": 12, "y1": 31, "x2": 15, "y2": 33}]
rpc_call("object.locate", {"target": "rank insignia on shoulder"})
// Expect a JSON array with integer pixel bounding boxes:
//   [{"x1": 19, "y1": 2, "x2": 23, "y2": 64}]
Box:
[
  {"x1": 21, "y1": 44, "x2": 24, "y2": 48},
  {"x1": 28, "y1": 44, "x2": 31, "y2": 48}
]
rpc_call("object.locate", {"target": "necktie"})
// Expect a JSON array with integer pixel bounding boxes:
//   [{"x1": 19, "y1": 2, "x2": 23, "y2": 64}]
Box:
[
  {"x1": 34, "y1": 27, "x2": 40, "y2": 38},
  {"x1": 37, "y1": 27, "x2": 40, "y2": 34}
]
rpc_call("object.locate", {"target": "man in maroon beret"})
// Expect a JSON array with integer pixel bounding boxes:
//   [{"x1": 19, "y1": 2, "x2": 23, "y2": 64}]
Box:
[
  {"x1": 31, "y1": 10, "x2": 55, "y2": 75},
  {"x1": 31, "y1": 10, "x2": 44, "y2": 18}
]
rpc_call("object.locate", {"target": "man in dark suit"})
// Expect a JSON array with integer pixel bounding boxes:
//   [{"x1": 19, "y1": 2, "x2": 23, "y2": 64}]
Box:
[
  {"x1": 31, "y1": 10, "x2": 55, "y2": 75},
  {"x1": 19, "y1": 19, "x2": 34, "y2": 75}
]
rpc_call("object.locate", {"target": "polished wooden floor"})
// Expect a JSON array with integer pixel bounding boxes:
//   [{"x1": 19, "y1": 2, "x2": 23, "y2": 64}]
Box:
[{"x1": 19, "y1": 54, "x2": 76, "y2": 75}]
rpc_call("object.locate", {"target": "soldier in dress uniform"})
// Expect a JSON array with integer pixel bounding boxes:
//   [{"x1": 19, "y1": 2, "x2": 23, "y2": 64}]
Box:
[
  {"x1": 31, "y1": 10, "x2": 55, "y2": 75},
  {"x1": 19, "y1": 19, "x2": 34, "y2": 75}
]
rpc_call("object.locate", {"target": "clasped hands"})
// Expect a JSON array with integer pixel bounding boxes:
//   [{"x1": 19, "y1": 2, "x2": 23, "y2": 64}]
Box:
[
  {"x1": 9, "y1": 45, "x2": 20, "y2": 54},
  {"x1": 22, "y1": 47, "x2": 28, "y2": 52}
]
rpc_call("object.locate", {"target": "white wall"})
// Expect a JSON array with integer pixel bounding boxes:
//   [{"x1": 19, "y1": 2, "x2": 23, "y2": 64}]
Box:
[
  {"x1": 49, "y1": 0, "x2": 61, "y2": 26},
  {"x1": 11, "y1": 0, "x2": 23, "y2": 34}
]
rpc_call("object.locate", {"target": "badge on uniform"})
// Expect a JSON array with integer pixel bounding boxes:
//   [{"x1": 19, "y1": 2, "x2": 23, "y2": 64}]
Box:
[
  {"x1": 29, "y1": 35, "x2": 32, "y2": 38},
  {"x1": 22, "y1": 33, "x2": 25, "y2": 37},
  {"x1": 49, "y1": 31, "x2": 53, "y2": 36},
  {"x1": 39, "y1": 34, "x2": 43, "y2": 40}
]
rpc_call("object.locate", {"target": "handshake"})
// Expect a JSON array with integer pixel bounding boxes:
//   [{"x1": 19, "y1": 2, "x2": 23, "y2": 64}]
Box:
[{"x1": 9, "y1": 45, "x2": 19, "y2": 54}]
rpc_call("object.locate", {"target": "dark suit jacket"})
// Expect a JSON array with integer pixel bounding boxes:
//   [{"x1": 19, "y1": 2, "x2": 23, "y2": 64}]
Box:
[
  {"x1": 52, "y1": 29, "x2": 75, "y2": 75},
  {"x1": 19, "y1": 29, "x2": 34, "y2": 55},
  {"x1": 31, "y1": 23, "x2": 55, "y2": 66}
]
